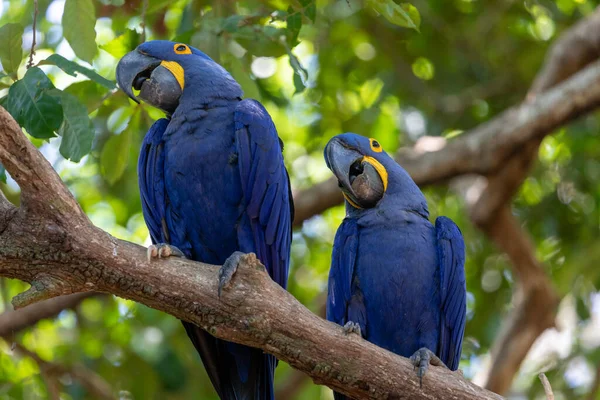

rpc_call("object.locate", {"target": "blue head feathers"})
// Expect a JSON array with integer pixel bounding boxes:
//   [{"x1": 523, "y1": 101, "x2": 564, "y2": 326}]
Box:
[
  {"x1": 324, "y1": 133, "x2": 428, "y2": 216},
  {"x1": 117, "y1": 40, "x2": 242, "y2": 114}
]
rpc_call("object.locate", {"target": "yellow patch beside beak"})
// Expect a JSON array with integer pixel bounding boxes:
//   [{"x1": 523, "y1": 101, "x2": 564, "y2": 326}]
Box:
[
  {"x1": 343, "y1": 193, "x2": 363, "y2": 209},
  {"x1": 160, "y1": 61, "x2": 185, "y2": 90},
  {"x1": 362, "y1": 156, "x2": 388, "y2": 191}
]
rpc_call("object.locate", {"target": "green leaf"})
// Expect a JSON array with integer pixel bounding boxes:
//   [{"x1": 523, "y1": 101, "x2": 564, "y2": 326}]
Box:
[
  {"x1": 100, "y1": 30, "x2": 142, "y2": 59},
  {"x1": 39, "y1": 54, "x2": 116, "y2": 89},
  {"x1": 62, "y1": 0, "x2": 98, "y2": 63},
  {"x1": 5, "y1": 67, "x2": 63, "y2": 139},
  {"x1": 64, "y1": 81, "x2": 109, "y2": 112},
  {"x1": 50, "y1": 91, "x2": 95, "y2": 162},
  {"x1": 233, "y1": 27, "x2": 287, "y2": 58},
  {"x1": 400, "y1": 3, "x2": 421, "y2": 29},
  {"x1": 0, "y1": 23, "x2": 24, "y2": 77},
  {"x1": 101, "y1": 108, "x2": 140, "y2": 184},
  {"x1": 286, "y1": 7, "x2": 302, "y2": 47},
  {"x1": 360, "y1": 78, "x2": 384, "y2": 108},
  {"x1": 0, "y1": 164, "x2": 6, "y2": 184},
  {"x1": 222, "y1": 15, "x2": 246, "y2": 33},
  {"x1": 287, "y1": 49, "x2": 307, "y2": 94},
  {"x1": 300, "y1": 0, "x2": 317, "y2": 22},
  {"x1": 367, "y1": 0, "x2": 420, "y2": 31}
]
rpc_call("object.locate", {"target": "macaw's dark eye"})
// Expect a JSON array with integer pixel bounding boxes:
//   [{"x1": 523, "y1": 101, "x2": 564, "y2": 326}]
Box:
[
  {"x1": 173, "y1": 44, "x2": 191, "y2": 54},
  {"x1": 369, "y1": 138, "x2": 383, "y2": 152}
]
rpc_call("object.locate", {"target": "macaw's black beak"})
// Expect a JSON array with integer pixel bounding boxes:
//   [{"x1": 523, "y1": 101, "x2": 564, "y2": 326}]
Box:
[
  {"x1": 116, "y1": 50, "x2": 182, "y2": 114},
  {"x1": 325, "y1": 138, "x2": 385, "y2": 209}
]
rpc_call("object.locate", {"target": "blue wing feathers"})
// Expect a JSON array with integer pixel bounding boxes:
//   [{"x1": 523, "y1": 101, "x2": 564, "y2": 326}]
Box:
[
  {"x1": 234, "y1": 99, "x2": 292, "y2": 289},
  {"x1": 265, "y1": 191, "x2": 282, "y2": 244},
  {"x1": 435, "y1": 216, "x2": 466, "y2": 370},
  {"x1": 138, "y1": 118, "x2": 170, "y2": 243},
  {"x1": 259, "y1": 183, "x2": 278, "y2": 226},
  {"x1": 140, "y1": 98, "x2": 291, "y2": 400},
  {"x1": 327, "y1": 219, "x2": 359, "y2": 326}
]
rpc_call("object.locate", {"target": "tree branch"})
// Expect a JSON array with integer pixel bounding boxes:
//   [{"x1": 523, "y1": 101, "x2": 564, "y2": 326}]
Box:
[
  {"x1": 289, "y1": 10, "x2": 600, "y2": 396},
  {"x1": 0, "y1": 292, "x2": 97, "y2": 337},
  {"x1": 478, "y1": 207, "x2": 558, "y2": 392},
  {"x1": 0, "y1": 107, "x2": 501, "y2": 399},
  {"x1": 293, "y1": 58, "x2": 600, "y2": 225},
  {"x1": 26, "y1": 0, "x2": 38, "y2": 69},
  {"x1": 466, "y1": 8, "x2": 600, "y2": 393}
]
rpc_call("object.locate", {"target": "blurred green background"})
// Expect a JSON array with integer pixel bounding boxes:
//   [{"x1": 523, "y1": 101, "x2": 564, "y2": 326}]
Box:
[{"x1": 1, "y1": 0, "x2": 600, "y2": 399}]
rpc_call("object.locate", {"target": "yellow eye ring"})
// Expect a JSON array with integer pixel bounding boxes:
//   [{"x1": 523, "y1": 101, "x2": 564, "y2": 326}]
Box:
[
  {"x1": 369, "y1": 138, "x2": 383, "y2": 153},
  {"x1": 174, "y1": 44, "x2": 192, "y2": 55}
]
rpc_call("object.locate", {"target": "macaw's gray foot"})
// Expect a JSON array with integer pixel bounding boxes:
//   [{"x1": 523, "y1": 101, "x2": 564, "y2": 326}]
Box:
[
  {"x1": 147, "y1": 243, "x2": 185, "y2": 261},
  {"x1": 343, "y1": 321, "x2": 362, "y2": 337},
  {"x1": 218, "y1": 251, "x2": 245, "y2": 298},
  {"x1": 409, "y1": 347, "x2": 446, "y2": 388}
]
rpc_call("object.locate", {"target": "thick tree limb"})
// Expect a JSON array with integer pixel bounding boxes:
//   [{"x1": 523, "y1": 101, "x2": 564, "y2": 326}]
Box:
[
  {"x1": 293, "y1": 58, "x2": 600, "y2": 225},
  {"x1": 289, "y1": 10, "x2": 600, "y2": 397},
  {"x1": 477, "y1": 207, "x2": 557, "y2": 392},
  {"x1": 467, "y1": 8, "x2": 600, "y2": 393},
  {"x1": 0, "y1": 107, "x2": 501, "y2": 400}
]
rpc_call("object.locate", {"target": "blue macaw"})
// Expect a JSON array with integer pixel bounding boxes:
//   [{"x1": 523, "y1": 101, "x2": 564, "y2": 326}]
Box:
[
  {"x1": 324, "y1": 133, "x2": 466, "y2": 398},
  {"x1": 116, "y1": 41, "x2": 293, "y2": 400}
]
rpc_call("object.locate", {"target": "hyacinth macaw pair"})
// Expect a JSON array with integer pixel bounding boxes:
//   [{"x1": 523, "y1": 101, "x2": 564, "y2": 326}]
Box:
[{"x1": 116, "y1": 40, "x2": 466, "y2": 400}]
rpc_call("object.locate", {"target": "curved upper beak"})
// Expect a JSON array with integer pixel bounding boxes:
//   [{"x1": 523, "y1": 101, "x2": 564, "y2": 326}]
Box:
[
  {"x1": 116, "y1": 50, "x2": 182, "y2": 114},
  {"x1": 325, "y1": 138, "x2": 385, "y2": 209},
  {"x1": 325, "y1": 138, "x2": 362, "y2": 196}
]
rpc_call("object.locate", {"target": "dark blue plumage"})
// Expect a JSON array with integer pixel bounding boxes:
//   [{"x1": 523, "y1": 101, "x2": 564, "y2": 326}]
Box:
[
  {"x1": 127, "y1": 41, "x2": 292, "y2": 400},
  {"x1": 324, "y1": 133, "x2": 466, "y2": 398}
]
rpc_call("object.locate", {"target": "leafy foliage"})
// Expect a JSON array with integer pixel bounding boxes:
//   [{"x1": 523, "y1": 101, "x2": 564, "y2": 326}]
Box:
[
  {"x1": 52, "y1": 90, "x2": 95, "y2": 162},
  {"x1": 62, "y1": 0, "x2": 98, "y2": 63},
  {"x1": 0, "y1": 23, "x2": 23, "y2": 77},
  {"x1": 6, "y1": 67, "x2": 63, "y2": 138},
  {"x1": 368, "y1": 0, "x2": 420, "y2": 30},
  {"x1": 39, "y1": 54, "x2": 116, "y2": 89},
  {"x1": 0, "y1": 0, "x2": 599, "y2": 399}
]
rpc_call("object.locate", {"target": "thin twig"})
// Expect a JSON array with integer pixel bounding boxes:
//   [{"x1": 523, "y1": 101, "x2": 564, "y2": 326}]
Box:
[
  {"x1": 0, "y1": 292, "x2": 97, "y2": 337},
  {"x1": 26, "y1": 0, "x2": 38, "y2": 69},
  {"x1": 539, "y1": 373, "x2": 555, "y2": 400},
  {"x1": 140, "y1": 0, "x2": 148, "y2": 43}
]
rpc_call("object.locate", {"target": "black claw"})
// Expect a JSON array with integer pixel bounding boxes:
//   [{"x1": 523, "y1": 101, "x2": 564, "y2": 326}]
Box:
[
  {"x1": 409, "y1": 347, "x2": 447, "y2": 388},
  {"x1": 342, "y1": 321, "x2": 362, "y2": 337},
  {"x1": 218, "y1": 251, "x2": 245, "y2": 298}
]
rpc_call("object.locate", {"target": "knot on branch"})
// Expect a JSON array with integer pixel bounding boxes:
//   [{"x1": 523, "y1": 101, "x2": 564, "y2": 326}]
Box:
[
  {"x1": 0, "y1": 191, "x2": 17, "y2": 235},
  {"x1": 12, "y1": 275, "x2": 76, "y2": 309}
]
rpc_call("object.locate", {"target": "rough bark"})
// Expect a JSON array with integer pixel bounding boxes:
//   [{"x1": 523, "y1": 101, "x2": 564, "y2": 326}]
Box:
[{"x1": 0, "y1": 107, "x2": 500, "y2": 400}]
